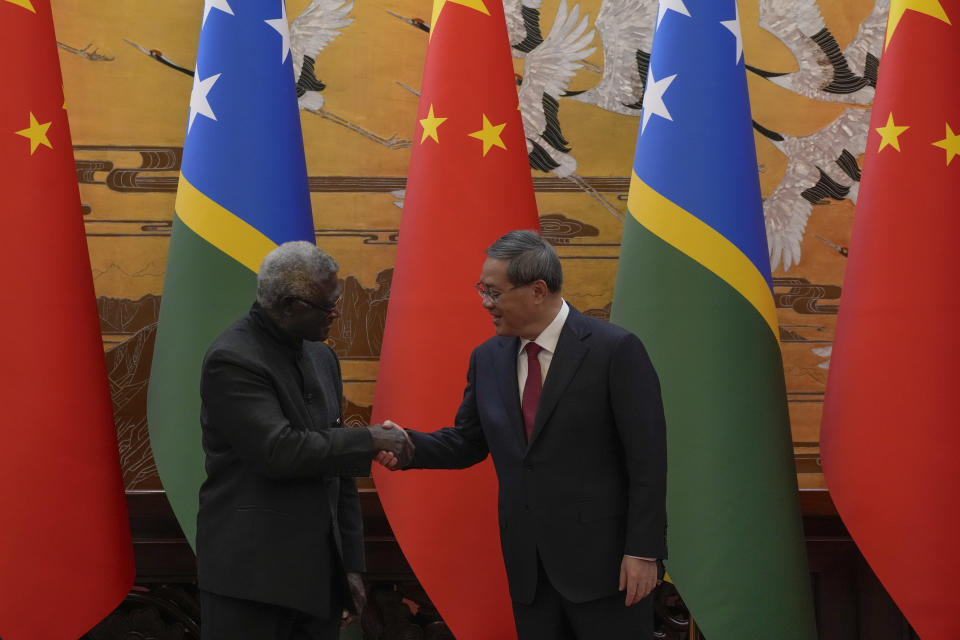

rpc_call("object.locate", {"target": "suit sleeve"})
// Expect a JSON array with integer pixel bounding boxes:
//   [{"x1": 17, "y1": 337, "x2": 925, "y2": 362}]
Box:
[
  {"x1": 332, "y1": 348, "x2": 366, "y2": 572},
  {"x1": 406, "y1": 348, "x2": 490, "y2": 469},
  {"x1": 201, "y1": 353, "x2": 373, "y2": 479},
  {"x1": 337, "y1": 475, "x2": 365, "y2": 572},
  {"x1": 609, "y1": 332, "x2": 668, "y2": 559}
]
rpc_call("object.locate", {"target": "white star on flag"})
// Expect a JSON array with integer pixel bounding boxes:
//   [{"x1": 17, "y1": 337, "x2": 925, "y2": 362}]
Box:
[
  {"x1": 265, "y1": 1, "x2": 292, "y2": 64},
  {"x1": 721, "y1": 3, "x2": 743, "y2": 63},
  {"x1": 202, "y1": 0, "x2": 233, "y2": 27},
  {"x1": 188, "y1": 72, "x2": 221, "y2": 134},
  {"x1": 641, "y1": 70, "x2": 677, "y2": 134},
  {"x1": 656, "y1": 0, "x2": 690, "y2": 28}
]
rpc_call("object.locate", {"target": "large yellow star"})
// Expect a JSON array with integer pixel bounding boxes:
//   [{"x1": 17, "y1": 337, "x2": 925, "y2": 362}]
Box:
[
  {"x1": 419, "y1": 104, "x2": 447, "y2": 144},
  {"x1": 876, "y1": 113, "x2": 909, "y2": 152},
  {"x1": 15, "y1": 112, "x2": 53, "y2": 154},
  {"x1": 429, "y1": 0, "x2": 488, "y2": 38},
  {"x1": 886, "y1": 0, "x2": 951, "y2": 49},
  {"x1": 932, "y1": 123, "x2": 960, "y2": 166},
  {"x1": 468, "y1": 114, "x2": 507, "y2": 156},
  {"x1": 4, "y1": 0, "x2": 36, "y2": 12}
]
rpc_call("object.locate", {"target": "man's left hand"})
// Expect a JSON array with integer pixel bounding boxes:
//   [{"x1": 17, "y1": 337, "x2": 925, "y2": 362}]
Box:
[
  {"x1": 619, "y1": 556, "x2": 657, "y2": 606},
  {"x1": 341, "y1": 572, "x2": 365, "y2": 628}
]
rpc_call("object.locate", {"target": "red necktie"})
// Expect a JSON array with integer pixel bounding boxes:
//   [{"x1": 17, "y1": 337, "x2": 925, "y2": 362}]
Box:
[{"x1": 522, "y1": 342, "x2": 543, "y2": 440}]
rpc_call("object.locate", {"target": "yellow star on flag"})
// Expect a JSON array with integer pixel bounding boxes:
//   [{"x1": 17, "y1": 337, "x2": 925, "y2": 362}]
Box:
[
  {"x1": 932, "y1": 123, "x2": 960, "y2": 166},
  {"x1": 420, "y1": 104, "x2": 447, "y2": 144},
  {"x1": 429, "y1": 0, "x2": 489, "y2": 39},
  {"x1": 468, "y1": 114, "x2": 507, "y2": 156},
  {"x1": 876, "y1": 113, "x2": 909, "y2": 152},
  {"x1": 15, "y1": 112, "x2": 53, "y2": 154},
  {"x1": 886, "y1": 0, "x2": 950, "y2": 49},
  {"x1": 4, "y1": 0, "x2": 36, "y2": 12}
]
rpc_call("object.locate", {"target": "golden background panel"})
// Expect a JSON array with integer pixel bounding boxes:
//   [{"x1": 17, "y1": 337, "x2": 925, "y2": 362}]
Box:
[{"x1": 51, "y1": 0, "x2": 886, "y2": 487}]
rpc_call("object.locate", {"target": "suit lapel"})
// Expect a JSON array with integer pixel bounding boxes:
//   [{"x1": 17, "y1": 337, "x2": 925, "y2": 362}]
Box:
[
  {"x1": 526, "y1": 309, "x2": 590, "y2": 453},
  {"x1": 495, "y1": 336, "x2": 527, "y2": 451}
]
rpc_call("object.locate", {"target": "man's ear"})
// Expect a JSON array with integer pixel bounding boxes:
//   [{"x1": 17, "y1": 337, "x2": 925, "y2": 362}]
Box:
[
  {"x1": 277, "y1": 297, "x2": 298, "y2": 317},
  {"x1": 530, "y1": 279, "x2": 549, "y2": 301}
]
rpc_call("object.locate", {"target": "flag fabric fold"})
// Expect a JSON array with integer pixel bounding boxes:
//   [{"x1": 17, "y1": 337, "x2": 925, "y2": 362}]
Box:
[
  {"x1": 369, "y1": 0, "x2": 540, "y2": 635},
  {"x1": 610, "y1": 1, "x2": 817, "y2": 638},
  {"x1": 147, "y1": 0, "x2": 316, "y2": 546},
  {"x1": 0, "y1": 1, "x2": 134, "y2": 637},
  {"x1": 821, "y1": 3, "x2": 960, "y2": 638}
]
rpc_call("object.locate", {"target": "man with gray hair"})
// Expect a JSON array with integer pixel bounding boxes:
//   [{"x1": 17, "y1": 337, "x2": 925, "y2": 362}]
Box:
[
  {"x1": 197, "y1": 240, "x2": 413, "y2": 640},
  {"x1": 377, "y1": 229, "x2": 667, "y2": 639}
]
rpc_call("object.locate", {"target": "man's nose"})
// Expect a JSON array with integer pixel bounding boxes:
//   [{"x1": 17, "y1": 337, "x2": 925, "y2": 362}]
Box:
[{"x1": 481, "y1": 296, "x2": 495, "y2": 310}]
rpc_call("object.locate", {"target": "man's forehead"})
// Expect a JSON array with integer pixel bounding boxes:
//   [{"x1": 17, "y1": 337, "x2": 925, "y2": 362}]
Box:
[
  {"x1": 304, "y1": 271, "x2": 339, "y2": 295},
  {"x1": 481, "y1": 257, "x2": 509, "y2": 282}
]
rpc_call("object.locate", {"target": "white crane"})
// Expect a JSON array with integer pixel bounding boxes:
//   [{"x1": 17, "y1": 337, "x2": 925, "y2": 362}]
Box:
[
  {"x1": 564, "y1": 0, "x2": 656, "y2": 116},
  {"x1": 517, "y1": 0, "x2": 627, "y2": 220},
  {"x1": 755, "y1": 0, "x2": 888, "y2": 105},
  {"x1": 761, "y1": 107, "x2": 870, "y2": 272},
  {"x1": 518, "y1": 0, "x2": 595, "y2": 177},
  {"x1": 291, "y1": 0, "x2": 411, "y2": 148}
]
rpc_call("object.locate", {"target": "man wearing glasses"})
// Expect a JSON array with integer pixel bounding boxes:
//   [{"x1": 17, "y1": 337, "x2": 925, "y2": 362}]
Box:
[
  {"x1": 196, "y1": 241, "x2": 414, "y2": 640},
  {"x1": 377, "y1": 230, "x2": 667, "y2": 639}
]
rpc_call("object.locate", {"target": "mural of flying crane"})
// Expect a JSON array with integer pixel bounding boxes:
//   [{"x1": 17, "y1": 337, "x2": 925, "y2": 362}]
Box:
[
  {"x1": 385, "y1": 0, "x2": 886, "y2": 273},
  {"x1": 114, "y1": 0, "x2": 887, "y2": 269}
]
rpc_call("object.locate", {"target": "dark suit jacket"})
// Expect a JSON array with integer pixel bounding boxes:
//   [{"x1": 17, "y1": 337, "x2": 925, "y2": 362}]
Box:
[
  {"x1": 408, "y1": 306, "x2": 667, "y2": 605},
  {"x1": 196, "y1": 304, "x2": 373, "y2": 618}
]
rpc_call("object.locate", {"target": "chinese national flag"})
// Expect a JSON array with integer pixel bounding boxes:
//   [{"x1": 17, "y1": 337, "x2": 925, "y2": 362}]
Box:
[
  {"x1": 370, "y1": 0, "x2": 539, "y2": 635},
  {"x1": 820, "y1": 2, "x2": 960, "y2": 638},
  {"x1": 0, "y1": 1, "x2": 135, "y2": 638}
]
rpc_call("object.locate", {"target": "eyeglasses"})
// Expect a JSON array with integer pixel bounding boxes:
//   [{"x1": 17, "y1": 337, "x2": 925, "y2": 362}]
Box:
[
  {"x1": 289, "y1": 295, "x2": 341, "y2": 318},
  {"x1": 474, "y1": 282, "x2": 526, "y2": 303}
]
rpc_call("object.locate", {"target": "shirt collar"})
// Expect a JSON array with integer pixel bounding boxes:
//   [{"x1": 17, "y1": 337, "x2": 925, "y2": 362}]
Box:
[{"x1": 518, "y1": 299, "x2": 568, "y2": 355}]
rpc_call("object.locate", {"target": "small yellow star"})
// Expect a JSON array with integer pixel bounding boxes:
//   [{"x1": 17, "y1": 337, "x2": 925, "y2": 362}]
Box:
[
  {"x1": 419, "y1": 104, "x2": 447, "y2": 144},
  {"x1": 467, "y1": 114, "x2": 507, "y2": 156},
  {"x1": 876, "y1": 113, "x2": 909, "y2": 152},
  {"x1": 932, "y1": 123, "x2": 960, "y2": 166},
  {"x1": 886, "y1": 0, "x2": 950, "y2": 49},
  {"x1": 4, "y1": 0, "x2": 36, "y2": 12},
  {"x1": 430, "y1": 0, "x2": 489, "y2": 39},
  {"x1": 15, "y1": 112, "x2": 53, "y2": 154}
]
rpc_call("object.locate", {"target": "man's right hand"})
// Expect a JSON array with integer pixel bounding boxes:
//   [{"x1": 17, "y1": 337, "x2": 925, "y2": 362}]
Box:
[{"x1": 368, "y1": 421, "x2": 414, "y2": 468}]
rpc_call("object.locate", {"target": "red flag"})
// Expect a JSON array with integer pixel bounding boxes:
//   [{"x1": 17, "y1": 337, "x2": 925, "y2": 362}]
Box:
[
  {"x1": 370, "y1": 0, "x2": 539, "y2": 635},
  {"x1": 820, "y1": 2, "x2": 960, "y2": 638},
  {"x1": 0, "y1": 2, "x2": 135, "y2": 638}
]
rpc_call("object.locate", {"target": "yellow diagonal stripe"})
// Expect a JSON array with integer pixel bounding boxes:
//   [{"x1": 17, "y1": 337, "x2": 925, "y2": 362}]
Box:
[
  {"x1": 174, "y1": 174, "x2": 277, "y2": 273},
  {"x1": 627, "y1": 172, "x2": 779, "y2": 342}
]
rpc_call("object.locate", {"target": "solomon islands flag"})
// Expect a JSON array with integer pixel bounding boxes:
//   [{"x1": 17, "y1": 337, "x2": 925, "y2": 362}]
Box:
[
  {"x1": 610, "y1": 1, "x2": 817, "y2": 638},
  {"x1": 147, "y1": 0, "x2": 315, "y2": 546}
]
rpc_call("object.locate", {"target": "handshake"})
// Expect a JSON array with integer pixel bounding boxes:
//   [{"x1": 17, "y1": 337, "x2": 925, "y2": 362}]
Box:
[{"x1": 366, "y1": 420, "x2": 413, "y2": 470}]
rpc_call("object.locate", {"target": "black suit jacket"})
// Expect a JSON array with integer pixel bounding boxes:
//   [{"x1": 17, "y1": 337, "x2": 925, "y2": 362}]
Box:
[
  {"x1": 408, "y1": 306, "x2": 667, "y2": 605},
  {"x1": 196, "y1": 304, "x2": 373, "y2": 618}
]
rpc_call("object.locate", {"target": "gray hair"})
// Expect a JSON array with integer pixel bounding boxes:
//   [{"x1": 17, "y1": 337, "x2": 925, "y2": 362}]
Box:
[
  {"x1": 256, "y1": 241, "x2": 339, "y2": 309},
  {"x1": 486, "y1": 230, "x2": 562, "y2": 293}
]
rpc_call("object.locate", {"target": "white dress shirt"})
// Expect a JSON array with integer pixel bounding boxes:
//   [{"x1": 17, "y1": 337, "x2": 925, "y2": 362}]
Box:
[{"x1": 517, "y1": 300, "x2": 569, "y2": 402}]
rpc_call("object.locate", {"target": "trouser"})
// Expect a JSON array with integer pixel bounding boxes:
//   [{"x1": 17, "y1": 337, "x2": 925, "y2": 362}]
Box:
[
  {"x1": 199, "y1": 591, "x2": 341, "y2": 640},
  {"x1": 512, "y1": 556, "x2": 654, "y2": 640}
]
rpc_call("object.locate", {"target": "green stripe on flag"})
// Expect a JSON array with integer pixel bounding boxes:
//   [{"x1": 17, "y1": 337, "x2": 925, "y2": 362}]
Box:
[
  {"x1": 612, "y1": 215, "x2": 815, "y2": 640},
  {"x1": 147, "y1": 214, "x2": 256, "y2": 547}
]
